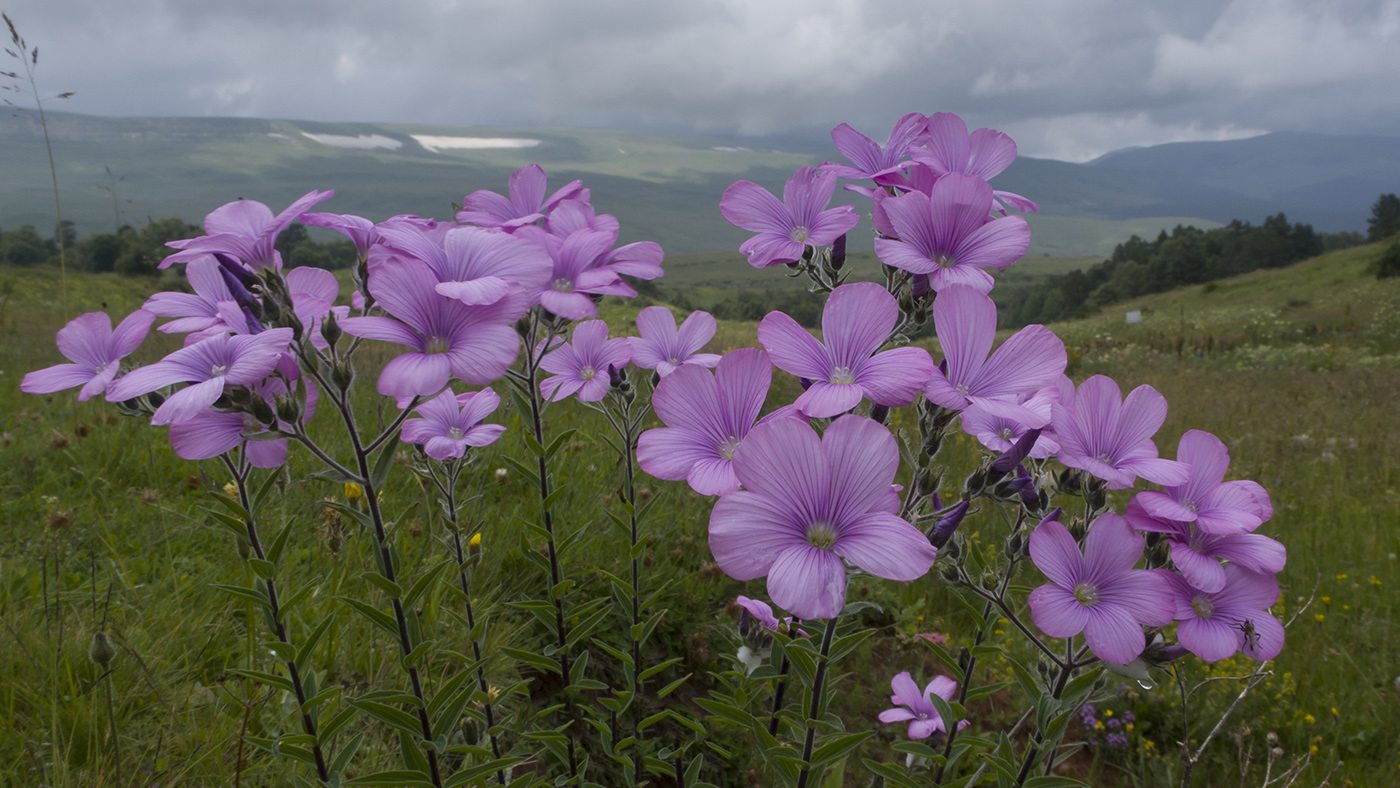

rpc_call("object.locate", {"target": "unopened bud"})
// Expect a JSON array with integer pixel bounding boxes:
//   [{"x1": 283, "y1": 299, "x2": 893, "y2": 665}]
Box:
[
  {"x1": 89, "y1": 631, "x2": 116, "y2": 667},
  {"x1": 869, "y1": 404, "x2": 889, "y2": 424},
  {"x1": 929, "y1": 500, "x2": 969, "y2": 549},
  {"x1": 331, "y1": 361, "x2": 354, "y2": 392},
  {"x1": 250, "y1": 396, "x2": 277, "y2": 427},
  {"x1": 829, "y1": 234, "x2": 846, "y2": 271},
  {"x1": 235, "y1": 534, "x2": 252, "y2": 560},
  {"x1": 275, "y1": 393, "x2": 300, "y2": 425},
  {"x1": 320, "y1": 311, "x2": 342, "y2": 348},
  {"x1": 1005, "y1": 531, "x2": 1023, "y2": 560}
]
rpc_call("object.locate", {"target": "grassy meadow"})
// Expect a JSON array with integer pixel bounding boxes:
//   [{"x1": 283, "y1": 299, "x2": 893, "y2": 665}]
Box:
[{"x1": 0, "y1": 242, "x2": 1398, "y2": 787}]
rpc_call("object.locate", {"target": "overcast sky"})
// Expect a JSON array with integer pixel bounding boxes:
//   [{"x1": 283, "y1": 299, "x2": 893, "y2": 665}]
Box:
[{"x1": 4, "y1": 0, "x2": 1399, "y2": 161}]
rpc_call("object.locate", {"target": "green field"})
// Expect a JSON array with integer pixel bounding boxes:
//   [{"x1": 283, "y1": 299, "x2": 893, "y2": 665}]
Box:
[{"x1": 0, "y1": 241, "x2": 1397, "y2": 786}]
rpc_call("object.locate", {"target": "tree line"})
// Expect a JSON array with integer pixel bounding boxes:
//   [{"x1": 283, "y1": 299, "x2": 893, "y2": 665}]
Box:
[
  {"x1": 0, "y1": 219, "x2": 357, "y2": 274},
  {"x1": 1002, "y1": 212, "x2": 1379, "y2": 328}
]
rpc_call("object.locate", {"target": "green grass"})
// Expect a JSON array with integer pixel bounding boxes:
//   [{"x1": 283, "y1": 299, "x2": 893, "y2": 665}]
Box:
[{"x1": 1, "y1": 242, "x2": 1398, "y2": 786}]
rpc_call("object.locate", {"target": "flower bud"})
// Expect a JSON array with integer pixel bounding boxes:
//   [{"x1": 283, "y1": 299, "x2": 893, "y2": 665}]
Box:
[
  {"x1": 320, "y1": 310, "x2": 342, "y2": 348},
  {"x1": 234, "y1": 534, "x2": 252, "y2": 560},
  {"x1": 829, "y1": 234, "x2": 846, "y2": 271},
  {"x1": 250, "y1": 395, "x2": 277, "y2": 427},
  {"x1": 928, "y1": 500, "x2": 969, "y2": 549},
  {"x1": 331, "y1": 361, "x2": 354, "y2": 393},
  {"x1": 869, "y1": 404, "x2": 889, "y2": 425},
  {"x1": 275, "y1": 393, "x2": 300, "y2": 425},
  {"x1": 89, "y1": 631, "x2": 116, "y2": 667}
]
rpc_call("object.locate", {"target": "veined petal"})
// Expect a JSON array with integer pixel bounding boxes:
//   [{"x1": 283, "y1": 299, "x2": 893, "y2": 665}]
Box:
[
  {"x1": 1028, "y1": 518, "x2": 1083, "y2": 589},
  {"x1": 709, "y1": 491, "x2": 807, "y2": 579},
  {"x1": 767, "y1": 545, "x2": 847, "y2": 620},
  {"x1": 822, "y1": 415, "x2": 901, "y2": 524},
  {"x1": 1028, "y1": 583, "x2": 1090, "y2": 638},
  {"x1": 758, "y1": 311, "x2": 830, "y2": 381},
  {"x1": 834, "y1": 512, "x2": 935, "y2": 582}
]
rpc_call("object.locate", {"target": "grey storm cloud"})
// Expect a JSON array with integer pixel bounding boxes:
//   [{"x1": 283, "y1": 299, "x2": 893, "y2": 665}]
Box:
[{"x1": 5, "y1": 0, "x2": 1399, "y2": 160}]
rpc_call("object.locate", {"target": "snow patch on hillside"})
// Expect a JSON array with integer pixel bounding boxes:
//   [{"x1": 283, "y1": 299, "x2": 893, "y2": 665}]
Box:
[{"x1": 412, "y1": 135, "x2": 541, "y2": 153}]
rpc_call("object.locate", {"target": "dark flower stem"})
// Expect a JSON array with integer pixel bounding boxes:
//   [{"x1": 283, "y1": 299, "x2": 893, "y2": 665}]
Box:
[
  {"x1": 221, "y1": 454, "x2": 330, "y2": 783},
  {"x1": 331, "y1": 389, "x2": 443, "y2": 786},
  {"x1": 794, "y1": 617, "x2": 839, "y2": 788},
  {"x1": 513, "y1": 309, "x2": 578, "y2": 778},
  {"x1": 600, "y1": 394, "x2": 653, "y2": 786},
  {"x1": 431, "y1": 462, "x2": 506, "y2": 786}
]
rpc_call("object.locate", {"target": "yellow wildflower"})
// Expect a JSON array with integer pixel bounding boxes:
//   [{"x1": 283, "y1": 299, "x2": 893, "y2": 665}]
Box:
[
  {"x1": 345, "y1": 482, "x2": 364, "y2": 502},
  {"x1": 469, "y1": 532, "x2": 482, "y2": 548},
  {"x1": 1304, "y1": 714, "x2": 1315, "y2": 724},
  {"x1": 223, "y1": 481, "x2": 238, "y2": 497},
  {"x1": 1314, "y1": 614, "x2": 1325, "y2": 623},
  {"x1": 1369, "y1": 575, "x2": 1382, "y2": 586}
]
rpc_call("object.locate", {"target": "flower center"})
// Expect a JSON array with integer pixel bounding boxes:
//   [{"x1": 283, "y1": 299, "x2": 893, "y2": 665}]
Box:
[
  {"x1": 447, "y1": 427, "x2": 464, "y2": 440},
  {"x1": 934, "y1": 253, "x2": 956, "y2": 269},
  {"x1": 579, "y1": 365, "x2": 596, "y2": 381},
  {"x1": 789, "y1": 226, "x2": 810, "y2": 244},
  {"x1": 1073, "y1": 582, "x2": 1099, "y2": 606},
  {"x1": 424, "y1": 336, "x2": 451, "y2": 355},
  {"x1": 955, "y1": 383, "x2": 970, "y2": 397},
  {"x1": 667, "y1": 356, "x2": 680, "y2": 366},
  {"x1": 242, "y1": 414, "x2": 261, "y2": 431},
  {"x1": 806, "y1": 521, "x2": 838, "y2": 550},
  {"x1": 1096, "y1": 452, "x2": 1114, "y2": 465},
  {"x1": 718, "y1": 435, "x2": 741, "y2": 460},
  {"x1": 999, "y1": 427, "x2": 1015, "y2": 442},
  {"x1": 551, "y1": 277, "x2": 574, "y2": 293},
  {"x1": 829, "y1": 366, "x2": 855, "y2": 385},
  {"x1": 210, "y1": 363, "x2": 228, "y2": 377},
  {"x1": 1191, "y1": 594, "x2": 1215, "y2": 619}
]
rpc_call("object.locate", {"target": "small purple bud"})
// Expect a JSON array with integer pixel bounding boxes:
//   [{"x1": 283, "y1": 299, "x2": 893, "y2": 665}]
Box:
[
  {"x1": 991, "y1": 429, "x2": 1041, "y2": 474},
  {"x1": 870, "y1": 403, "x2": 889, "y2": 424},
  {"x1": 1037, "y1": 507, "x2": 1063, "y2": 530},
  {"x1": 608, "y1": 364, "x2": 622, "y2": 388},
  {"x1": 912, "y1": 273, "x2": 931, "y2": 299},
  {"x1": 799, "y1": 377, "x2": 814, "y2": 391},
  {"x1": 830, "y1": 233, "x2": 847, "y2": 271},
  {"x1": 929, "y1": 500, "x2": 970, "y2": 548}
]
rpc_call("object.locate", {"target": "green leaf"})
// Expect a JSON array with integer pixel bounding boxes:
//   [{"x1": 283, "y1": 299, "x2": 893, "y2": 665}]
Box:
[
  {"x1": 951, "y1": 591, "x2": 988, "y2": 630},
  {"x1": 891, "y1": 741, "x2": 942, "y2": 759},
  {"x1": 301, "y1": 686, "x2": 341, "y2": 715},
  {"x1": 542, "y1": 485, "x2": 569, "y2": 511},
  {"x1": 344, "y1": 769, "x2": 435, "y2": 786},
  {"x1": 336, "y1": 596, "x2": 401, "y2": 638},
  {"x1": 656, "y1": 673, "x2": 691, "y2": 699},
  {"x1": 210, "y1": 583, "x2": 271, "y2": 610},
  {"x1": 544, "y1": 428, "x2": 578, "y2": 459},
  {"x1": 693, "y1": 698, "x2": 750, "y2": 727},
  {"x1": 500, "y1": 455, "x2": 541, "y2": 487},
  {"x1": 860, "y1": 758, "x2": 921, "y2": 788},
  {"x1": 1004, "y1": 654, "x2": 1044, "y2": 701},
  {"x1": 251, "y1": 467, "x2": 282, "y2": 513},
  {"x1": 829, "y1": 629, "x2": 874, "y2": 662},
  {"x1": 1059, "y1": 667, "x2": 1104, "y2": 707},
  {"x1": 327, "y1": 731, "x2": 365, "y2": 777},
  {"x1": 277, "y1": 579, "x2": 321, "y2": 622},
  {"x1": 359, "y1": 571, "x2": 404, "y2": 599},
  {"x1": 637, "y1": 657, "x2": 682, "y2": 682},
  {"x1": 227, "y1": 668, "x2": 294, "y2": 694},
  {"x1": 445, "y1": 758, "x2": 518, "y2": 788},
  {"x1": 1023, "y1": 778, "x2": 1091, "y2": 788},
  {"x1": 349, "y1": 699, "x2": 423, "y2": 737},
  {"x1": 403, "y1": 559, "x2": 452, "y2": 609},
  {"x1": 369, "y1": 441, "x2": 398, "y2": 491},
  {"x1": 265, "y1": 519, "x2": 295, "y2": 567},
  {"x1": 296, "y1": 612, "x2": 336, "y2": 665},
  {"x1": 501, "y1": 646, "x2": 562, "y2": 676},
  {"x1": 809, "y1": 731, "x2": 873, "y2": 766},
  {"x1": 247, "y1": 558, "x2": 276, "y2": 580},
  {"x1": 965, "y1": 681, "x2": 1014, "y2": 701},
  {"x1": 318, "y1": 707, "x2": 358, "y2": 740}
]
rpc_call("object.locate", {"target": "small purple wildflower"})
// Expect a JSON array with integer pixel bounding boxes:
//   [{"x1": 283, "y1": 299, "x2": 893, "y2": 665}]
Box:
[
  {"x1": 1027, "y1": 513, "x2": 1175, "y2": 664},
  {"x1": 1156, "y1": 565, "x2": 1285, "y2": 662},
  {"x1": 637, "y1": 348, "x2": 792, "y2": 496},
  {"x1": 22, "y1": 310, "x2": 155, "y2": 401},
  {"x1": 923, "y1": 285, "x2": 1066, "y2": 424},
  {"x1": 1051, "y1": 375, "x2": 1191, "y2": 490},
  {"x1": 162, "y1": 190, "x2": 334, "y2": 271},
  {"x1": 708, "y1": 415, "x2": 936, "y2": 620},
  {"x1": 105, "y1": 328, "x2": 294, "y2": 426},
  {"x1": 456, "y1": 164, "x2": 584, "y2": 230},
  {"x1": 758, "y1": 282, "x2": 934, "y2": 418},
  {"x1": 878, "y1": 672, "x2": 965, "y2": 740},
  {"x1": 538, "y1": 321, "x2": 633, "y2": 402},
  {"x1": 720, "y1": 166, "x2": 859, "y2": 268},
  {"x1": 629, "y1": 306, "x2": 721, "y2": 377},
  {"x1": 401, "y1": 388, "x2": 506, "y2": 461}
]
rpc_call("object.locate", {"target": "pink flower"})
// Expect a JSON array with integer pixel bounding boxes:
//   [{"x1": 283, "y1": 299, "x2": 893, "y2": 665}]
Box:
[
  {"x1": 22, "y1": 310, "x2": 155, "y2": 401},
  {"x1": 720, "y1": 166, "x2": 859, "y2": 268},
  {"x1": 402, "y1": 388, "x2": 506, "y2": 460},
  {"x1": 629, "y1": 306, "x2": 720, "y2": 377},
  {"x1": 1027, "y1": 513, "x2": 1174, "y2": 664},
  {"x1": 539, "y1": 321, "x2": 633, "y2": 402},
  {"x1": 878, "y1": 672, "x2": 965, "y2": 740}
]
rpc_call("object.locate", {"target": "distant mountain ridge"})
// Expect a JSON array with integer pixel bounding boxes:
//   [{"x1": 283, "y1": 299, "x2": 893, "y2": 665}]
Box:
[{"x1": 2, "y1": 111, "x2": 1394, "y2": 258}]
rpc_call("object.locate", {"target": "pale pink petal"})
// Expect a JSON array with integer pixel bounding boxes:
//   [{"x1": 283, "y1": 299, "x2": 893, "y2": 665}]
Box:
[{"x1": 767, "y1": 545, "x2": 847, "y2": 620}]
